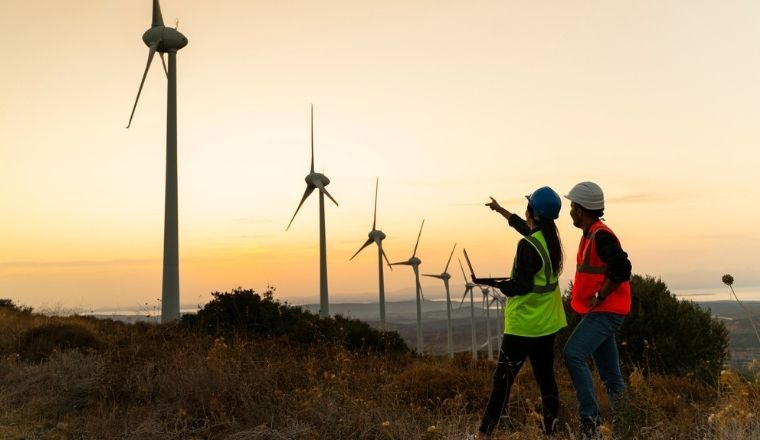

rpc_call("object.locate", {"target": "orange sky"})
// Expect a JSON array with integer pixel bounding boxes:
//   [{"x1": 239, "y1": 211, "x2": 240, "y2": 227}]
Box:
[{"x1": 1, "y1": 0, "x2": 759, "y2": 310}]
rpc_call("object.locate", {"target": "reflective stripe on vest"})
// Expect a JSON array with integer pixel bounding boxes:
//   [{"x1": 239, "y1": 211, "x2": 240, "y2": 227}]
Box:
[
  {"x1": 577, "y1": 228, "x2": 608, "y2": 275},
  {"x1": 523, "y1": 235, "x2": 559, "y2": 293},
  {"x1": 571, "y1": 220, "x2": 632, "y2": 315},
  {"x1": 504, "y1": 229, "x2": 567, "y2": 337}
]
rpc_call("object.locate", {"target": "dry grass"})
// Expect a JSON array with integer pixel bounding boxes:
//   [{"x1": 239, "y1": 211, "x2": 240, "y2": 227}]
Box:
[{"x1": 0, "y1": 309, "x2": 757, "y2": 439}]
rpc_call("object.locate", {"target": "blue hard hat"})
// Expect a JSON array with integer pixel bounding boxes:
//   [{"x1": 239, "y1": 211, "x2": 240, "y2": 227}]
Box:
[{"x1": 525, "y1": 186, "x2": 561, "y2": 220}]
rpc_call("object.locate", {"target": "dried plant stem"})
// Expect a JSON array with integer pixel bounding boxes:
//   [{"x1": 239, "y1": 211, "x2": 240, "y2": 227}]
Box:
[{"x1": 728, "y1": 285, "x2": 760, "y2": 345}]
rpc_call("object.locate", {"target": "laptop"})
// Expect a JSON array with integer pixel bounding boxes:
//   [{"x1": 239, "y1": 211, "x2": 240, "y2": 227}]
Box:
[{"x1": 463, "y1": 248, "x2": 510, "y2": 283}]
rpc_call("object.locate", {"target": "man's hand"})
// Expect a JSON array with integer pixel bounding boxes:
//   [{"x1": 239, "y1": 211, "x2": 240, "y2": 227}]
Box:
[{"x1": 588, "y1": 292, "x2": 606, "y2": 309}]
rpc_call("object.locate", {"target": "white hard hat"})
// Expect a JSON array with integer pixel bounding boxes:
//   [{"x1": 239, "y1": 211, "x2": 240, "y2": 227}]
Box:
[{"x1": 565, "y1": 181, "x2": 604, "y2": 210}]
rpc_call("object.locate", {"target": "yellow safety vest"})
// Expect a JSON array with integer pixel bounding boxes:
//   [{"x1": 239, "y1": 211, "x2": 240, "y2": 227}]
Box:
[{"x1": 504, "y1": 230, "x2": 568, "y2": 337}]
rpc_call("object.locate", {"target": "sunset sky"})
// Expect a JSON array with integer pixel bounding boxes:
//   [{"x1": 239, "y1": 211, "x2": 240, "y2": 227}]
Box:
[{"x1": 1, "y1": 0, "x2": 759, "y2": 311}]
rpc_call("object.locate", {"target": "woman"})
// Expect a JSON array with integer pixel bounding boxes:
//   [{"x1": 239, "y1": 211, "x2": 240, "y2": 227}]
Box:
[{"x1": 474, "y1": 186, "x2": 568, "y2": 437}]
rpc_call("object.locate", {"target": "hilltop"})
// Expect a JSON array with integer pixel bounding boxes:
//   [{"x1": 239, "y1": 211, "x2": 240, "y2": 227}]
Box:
[{"x1": 0, "y1": 291, "x2": 758, "y2": 439}]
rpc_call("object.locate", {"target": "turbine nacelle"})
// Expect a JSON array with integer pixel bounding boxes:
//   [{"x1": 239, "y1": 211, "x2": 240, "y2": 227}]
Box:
[
  {"x1": 143, "y1": 27, "x2": 188, "y2": 52},
  {"x1": 391, "y1": 256, "x2": 421, "y2": 267},
  {"x1": 423, "y1": 272, "x2": 451, "y2": 281},
  {"x1": 306, "y1": 172, "x2": 331, "y2": 187},
  {"x1": 368, "y1": 229, "x2": 386, "y2": 242}
]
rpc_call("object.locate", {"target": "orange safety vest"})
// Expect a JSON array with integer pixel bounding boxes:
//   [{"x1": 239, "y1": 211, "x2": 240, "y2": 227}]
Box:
[{"x1": 571, "y1": 220, "x2": 631, "y2": 315}]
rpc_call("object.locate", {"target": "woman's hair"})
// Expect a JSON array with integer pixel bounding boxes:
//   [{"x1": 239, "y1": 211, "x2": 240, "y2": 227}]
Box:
[{"x1": 527, "y1": 205, "x2": 564, "y2": 275}]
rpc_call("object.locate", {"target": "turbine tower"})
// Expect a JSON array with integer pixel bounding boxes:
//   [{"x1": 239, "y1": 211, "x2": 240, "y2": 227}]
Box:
[
  {"x1": 457, "y1": 258, "x2": 478, "y2": 360},
  {"x1": 479, "y1": 285, "x2": 494, "y2": 360},
  {"x1": 350, "y1": 178, "x2": 393, "y2": 330},
  {"x1": 127, "y1": 0, "x2": 188, "y2": 323},
  {"x1": 391, "y1": 220, "x2": 425, "y2": 353},
  {"x1": 286, "y1": 105, "x2": 338, "y2": 318},
  {"x1": 490, "y1": 291, "x2": 506, "y2": 336},
  {"x1": 422, "y1": 243, "x2": 457, "y2": 358}
]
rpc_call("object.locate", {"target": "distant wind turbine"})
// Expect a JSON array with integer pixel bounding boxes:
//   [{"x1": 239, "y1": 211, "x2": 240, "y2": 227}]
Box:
[
  {"x1": 391, "y1": 220, "x2": 425, "y2": 353},
  {"x1": 286, "y1": 105, "x2": 338, "y2": 318},
  {"x1": 126, "y1": 0, "x2": 188, "y2": 323},
  {"x1": 350, "y1": 178, "x2": 393, "y2": 330},
  {"x1": 457, "y1": 258, "x2": 478, "y2": 360},
  {"x1": 422, "y1": 243, "x2": 457, "y2": 358}
]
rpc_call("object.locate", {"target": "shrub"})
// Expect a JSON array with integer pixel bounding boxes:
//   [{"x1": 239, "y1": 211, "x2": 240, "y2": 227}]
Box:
[
  {"x1": 620, "y1": 275, "x2": 729, "y2": 382},
  {"x1": 559, "y1": 275, "x2": 730, "y2": 383},
  {"x1": 18, "y1": 323, "x2": 104, "y2": 362},
  {"x1": 0, "y1": 298, "x2": 33, "y2": 314},
  {"x1": 182, "y1": 287, "x2": 409, "y2": 354}
]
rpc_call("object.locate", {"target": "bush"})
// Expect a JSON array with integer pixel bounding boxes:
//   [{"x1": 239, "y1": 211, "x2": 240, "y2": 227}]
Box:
[
  {"x1": 182, "y1": 287, "x2": 409, "y2": 354},
  {"x1": 560, "y1": 275, "x2": 729, "y2": 383},
  {"x1": 620, "y1": 275, "x2": 729, "y2": 382},
  {"x1": 0, "y1": 298, "x2": 33, "y2": 314},
  {"x1": 18, "y1": 323, "x2": 104, "y2": 362}
]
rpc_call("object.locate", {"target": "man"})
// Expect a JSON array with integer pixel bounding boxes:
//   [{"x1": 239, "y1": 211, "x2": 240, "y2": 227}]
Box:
[{"x1": 562, "y1": 181, "x2": 632, "y2": 439}]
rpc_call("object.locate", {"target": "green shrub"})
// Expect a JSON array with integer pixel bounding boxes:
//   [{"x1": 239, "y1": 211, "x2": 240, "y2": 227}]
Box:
[
  {"x1": 19, "y1": 323, "x2": 104, "y2": 362},
  {"x1": 559, "y1": 275, "x2": 729, "y2": 383},
  {"x1": 0, "y1": 298, "x2": 33, "y2": 314},
  {"x1": 182, "y1": 287, "x2": 409, "y2": 354},
  {"x1": 620, "y1": 275, "x2": 729, "y2": 382}
]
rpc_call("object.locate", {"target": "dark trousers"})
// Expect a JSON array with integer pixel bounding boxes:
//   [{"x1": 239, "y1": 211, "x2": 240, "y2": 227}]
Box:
[{"x1": 478, "y1": 333, "x2": 559, "y2": 435}]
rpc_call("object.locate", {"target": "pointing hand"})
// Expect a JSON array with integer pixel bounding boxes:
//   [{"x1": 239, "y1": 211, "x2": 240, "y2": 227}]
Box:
[{"x1": 486, "y1": 197, "x2": 502, "y2": 212}]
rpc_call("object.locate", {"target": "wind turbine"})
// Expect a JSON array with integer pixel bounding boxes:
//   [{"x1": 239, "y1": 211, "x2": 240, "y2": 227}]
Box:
[
  {"x1": 286, "y1": 105, "x2": 338, "y2": 318},
  {"x1": 126, "y1": 0, "x2": 188, "y2": 323},
  {"x1": 422, "y1": 243, "x2": 457, "y2": 358},
  {"x1": 350, "y1": 178, "x2": 393, "y2": 330},
  {"x1": 390, "y1": 220, "x2": 425, "y2": 353},
  {"x1": 457, "y1": 258, "x2": 478, "y2": 360},
  {"x1": 478, "y1": 285, "x2": 494, "y2": 360}
]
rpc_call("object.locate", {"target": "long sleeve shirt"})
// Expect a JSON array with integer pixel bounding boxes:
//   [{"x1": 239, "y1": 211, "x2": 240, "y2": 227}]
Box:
[
  {"x1": 588, "y1": 227, "x2": 632, "y2": 283},
  {"x1": 493, "y1": 215, "x2": 542, "y2": 297}
]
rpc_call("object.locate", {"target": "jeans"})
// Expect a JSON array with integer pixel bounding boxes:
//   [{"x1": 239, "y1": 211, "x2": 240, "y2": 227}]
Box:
[
  {"x1": 563, "y1": 312, "x2": 625, "y2": 421},
  {"x1": 479, "y1": 333, "x2": 559, "y2": 435}
]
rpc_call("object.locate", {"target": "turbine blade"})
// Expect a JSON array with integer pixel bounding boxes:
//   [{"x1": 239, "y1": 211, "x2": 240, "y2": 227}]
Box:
[
  {"x1": 350, "y1": 238, "x2": 374, "y2": 260},
  {"x1": 390, "y1": 261, "x2": 411, "y2": 266},
  {"x1": 412, "y1": 219, "x2": 425, "y2": 258},
  {"x1": 160, "y1": 53, "x2": 168, "y2": 78},
  {"x1": 413, "y1": 265, "x2": 425, "y2": 301},
  {"x1": 373, "y1": 177, "x2": 379, "y2": 230},
  {"x1": 316, "y1": 183, "x2": 339, "y2": 207},
  {"x1": 458, "y1": 291, "x2": 468, "y2": 311},
  {"x1": 444, "y1": 243, "x2": 457, "y2": 273},
  {"x1": 380, "y1": 243, "x2": 393, "y2": 270},
  {"x1": 310, "y1": 104, "x2": 315, "y2": 173},
  {"x1": 286, "y1": 185, "x2": 315, "y2": 230},
  {"x1": 421, "y1": 274, "x2": 439, "y2": 279},
  {"x1": 126, "y1": 42, "x2": 159, "y2": 128},
  {"x1": 458, "y1": 258, "x2": 468, "y2": 283},
  {"x1": 152, "y1": 0, "x2": 165, "y2": 27}
]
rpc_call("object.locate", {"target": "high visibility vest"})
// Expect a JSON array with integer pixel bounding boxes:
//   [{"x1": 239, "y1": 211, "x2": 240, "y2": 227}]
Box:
[
  {"x1": 571, "y1": 220, "x2": 631, "y2": 315},
  {"x1": 504, "y1": 230, "x2": 568, "y2": 337}
]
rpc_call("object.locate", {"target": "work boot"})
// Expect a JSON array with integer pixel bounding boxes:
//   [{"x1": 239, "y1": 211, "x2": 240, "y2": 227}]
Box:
[{"x1": 580, "y1": 417, "x2": 600, "y2": 440}]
